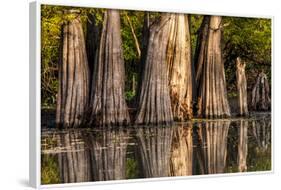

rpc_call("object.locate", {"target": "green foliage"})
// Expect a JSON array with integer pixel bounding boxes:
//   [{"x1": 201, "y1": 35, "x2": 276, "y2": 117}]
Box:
[{"x1": 41, "y1": 154, "x2": 60, "y2": 184}]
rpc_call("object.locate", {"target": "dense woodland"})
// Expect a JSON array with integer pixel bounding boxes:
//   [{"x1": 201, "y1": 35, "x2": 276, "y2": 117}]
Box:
[{"x1": 41, "y1": 5, "x2": 271, "y2": 127}]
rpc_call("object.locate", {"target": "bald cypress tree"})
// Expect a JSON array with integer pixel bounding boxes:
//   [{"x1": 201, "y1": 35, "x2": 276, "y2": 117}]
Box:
[
  {"x1": 195, "y1": 16, "x2": 230, "y2": 118},
  {"x1": 56, "y1": 17, "x2": 90, "y2": 127},
  {"x1": 166, "y1": 14, "x2": 193, "y2": 120},
  {"x1": 89, "y1": 10, "x2": 130, "y2": 126},
  {"x1": 135, "y1": 14, "x2": 173, "y2": 125}
]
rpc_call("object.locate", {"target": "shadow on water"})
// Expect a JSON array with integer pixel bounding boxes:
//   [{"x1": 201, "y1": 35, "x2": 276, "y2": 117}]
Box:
[{"x1": 41, "y1": 113, "x2": 271, "y2": 184}]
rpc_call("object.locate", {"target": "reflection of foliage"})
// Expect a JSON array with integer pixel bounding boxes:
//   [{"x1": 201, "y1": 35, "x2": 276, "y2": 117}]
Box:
[
  {"x1": 247, "y1": 145, "x2": 271, "y2": 171},
  {"x1": 41, "y1": 154, "x2": 60, "y2": 184},
  {"x1": 126, "y1": 157, "x2": 139, "y2": 179}
]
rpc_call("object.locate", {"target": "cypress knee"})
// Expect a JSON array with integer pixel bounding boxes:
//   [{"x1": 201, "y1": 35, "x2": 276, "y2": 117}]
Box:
[
  {"x1": 90, "y1": 10, "x2": 130, "y2": 126},
  {"x1": 56, "y1": 17, "x2": 90, "y2": 128},
  {"x1": 236, "y1": 57, "x2": 249, "y2": 116},
  {"x1": 195, "y1": 16, "x2": 230, "y2": 118},
  {"x1": 166, "y1": 14, "x2": 193, "y2": 121},
  {"x1": 135, "y1": 14, "x2": 173, "y2": 125}
]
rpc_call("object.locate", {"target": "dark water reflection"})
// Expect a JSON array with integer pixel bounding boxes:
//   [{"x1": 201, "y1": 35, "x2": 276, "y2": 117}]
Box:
[{"x1": 41, "y1": 113, "x2": 271, "y2": 184}]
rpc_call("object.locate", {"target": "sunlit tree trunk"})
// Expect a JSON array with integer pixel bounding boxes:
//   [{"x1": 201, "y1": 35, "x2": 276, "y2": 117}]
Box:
[
  {"x1": 88, "y1": 128, "x2": 128, "y2": 181},
  {"x1": 196, "y1": 120, "x2": 230, "y2": 174},
  {"x1": 135, "y1": 14, "x2": 173, "y2": 125},
  {"x1": 170, "y1": 123, "x2": 193, "y2": 176},
  {"x1": 236, "y1": 57, "x2": 249, "y2": 116},
  {"x1": 56, "y1": 17, "x2": 90, "y2": 128},
  {"x1": 137, "y1": 126, "x2": 173, "y2": 177},
  {"x1": 90, "y1": 10, "x2": 130, "y2": 126},
  {"x1": 57, "y1": 131, "x2": 92, "y2": 183},
  {"x1": 251, "y1": 72, "x2": 271, "y2": 111},
  {"x1": 195, "y1": 16, "x2": 230, "y2": 118},
  {"x1": 237, "y1": 120, "x2": 248, "y2": 172},
  {"x1": 166, "y1": 14, "x2": 193, "y2": 120}
]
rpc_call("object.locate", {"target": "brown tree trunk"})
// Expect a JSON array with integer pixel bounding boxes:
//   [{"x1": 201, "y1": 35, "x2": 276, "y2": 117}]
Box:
[
  {"x1": 56, "y1": 17, "x2": 90, "y2": 128},
  {"x1": 251, "y1": 71, "x2": 271, "y2": 111},
  {"x1": 237, "y1": 120, "x2": 248, "y2": 172},
  {"x1": 135, "y1": 14, "x2": 173, "y2": 125},
  {"x1": 170, "y1": 123, "x2": 193, "y2": 176},
  {"x1": 236, "y1": 57, "x2": 249, "y2": 116},
  {"x1": 195, "y1": 16, "x2": 230, "y2": 118},
  {"x1": 90, "y1": 10, "x2": 130, "y2": 126},
  {"x1": 166, "y1": 14, "x2": 193, "y2": 121},
  {"x1": 137, "y1": 126, "x2": 173, "y2": 177}
]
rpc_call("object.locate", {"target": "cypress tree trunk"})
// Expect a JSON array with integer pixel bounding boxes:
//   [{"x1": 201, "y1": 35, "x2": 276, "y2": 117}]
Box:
[
  {"x1": 166, "y1": 14, "x2": 193, "y2": 120},
  {"x1": 90, "y1": 10, "x2": 130, "y2": 126},
  {"x1": 135, "y1": 14, "x2": 173, "y2": 125},
  {"x1": 237, "y1": 120, "x2": 248, "y2": 172},
  {"x1": 236, "y1": 57, "x2": 249, "y2": 116},
  {"x1": 170, "y1": 123, "x2": 193, "y2": 176},
  {"x1": 56, "y1": 17, "x2": 90, "y2": 128},
  {"x1": 195, "y1": 16, "x2": 230, "y2": 118},
  {"x1": 137, "y1": 126, "x2": 173, "y2": 177},
  {"x1": 251, "y1": 72, "x2": 271, "y2": 111}
]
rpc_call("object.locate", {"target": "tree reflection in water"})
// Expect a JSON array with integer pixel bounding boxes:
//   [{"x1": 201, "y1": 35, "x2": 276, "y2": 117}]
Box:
[
  {"x1": 252, "y1": 116, "x2": 271, "y2": 152},
  {"x1": 87, "y1": 128, "x2": 129, "y2": 181},
  {"x1": 194, "y1": 120, "x2": 230, "y2": 174},
  {"x1": 170, "y1": 123, "x2": 193, "y2": 176},
  {"x1": 136, "y1": 126, "x2": 173, "y2": 178},
  {"x1": 41, "y1": 114, "x2": 271, "y2": 184},
  {"x1": 238, "y1": 120, "x2": 248, "y2": 172},
  {"x1": 56, "y1": 128, "x2": 129, "y2": 183},
  {"x1": 57, "y1": 130, "x2": 92, "y2": 183}
]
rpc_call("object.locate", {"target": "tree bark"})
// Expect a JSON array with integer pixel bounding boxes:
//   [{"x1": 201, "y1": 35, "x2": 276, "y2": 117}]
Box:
[
  {"x1": 251, "y1": 71, "x2": 271, "y2": 111},
  {"x1": 135, "y1": 14, "x2": 174, "y2": 125},
  {"x1": 56, "y1": 17, "x2": 90, "y2": 128},
  {"x1": 90, "y1": 10, "x2": 130, "y2": 126},
  {"x1": 166, "y1": 14, "x2": 193, "y2": 121},
  {"x1": 236, "y1": 57, "x2": 249, "y2": 116},
  {"x1": 195, "y1": 16, "x2": 230, "y2": 118}
]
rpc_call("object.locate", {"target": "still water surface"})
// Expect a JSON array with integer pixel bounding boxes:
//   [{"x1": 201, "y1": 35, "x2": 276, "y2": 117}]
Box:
[{"x1": 41, "y1": 113, "x2": 271, "y2": 184}]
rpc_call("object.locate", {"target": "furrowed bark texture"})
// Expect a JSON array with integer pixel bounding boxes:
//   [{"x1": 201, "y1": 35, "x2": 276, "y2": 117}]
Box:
[
  {"x1": 137, "y1": 126, "x2": 173, "y2": 177},
  {"x1": 135, "y1": 14, "x2": 174, "y2": 125},
  {"x1": 195, "y1": 16, "x2": 230, "y2": 118},
  {"x1": 56, "y1": 18, "x2": 90, "y2": 128},
  {"x1": 237, "y1": 120, "x2": 248, "y2": 172},
  {"x1": 170, "y1": 123, "x2": 193, "y2": 176},
  {"x1": 90, "y1": 10, "x2": 130, "y2": 126},
  {"x1": 251, "y1": 72, "x2": 271, "y2": 111},
  {"x1": 196, "y1": 120, "x2": 230, "y2": 174},
  {"x1": 236, "y1": 57, "x2": 249, "y2": 116},
  {"x1": 166, "y1": 14, "x2": 193, "y2": 120}
]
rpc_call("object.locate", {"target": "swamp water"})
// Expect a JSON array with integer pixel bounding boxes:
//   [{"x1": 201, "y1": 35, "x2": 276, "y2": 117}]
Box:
[{"x1": 41, "y1": 113, "x2": 271, "y2": 184}]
